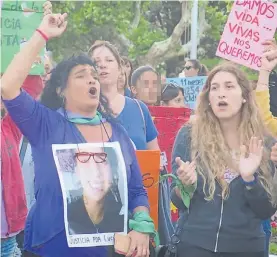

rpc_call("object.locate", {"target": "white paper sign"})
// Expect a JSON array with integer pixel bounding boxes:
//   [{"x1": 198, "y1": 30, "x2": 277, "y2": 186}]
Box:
[{"x1": 52, "y1": 142, "x2": 128, "y2": 247}]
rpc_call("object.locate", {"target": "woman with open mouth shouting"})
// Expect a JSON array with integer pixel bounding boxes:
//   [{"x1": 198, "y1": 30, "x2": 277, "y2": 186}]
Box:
[
  {"x1": 1, "y1": 12, "x2": 154, "y2": 257},
  {"x1": 171, "y1": 63, "x2": 277, "y2": 257}
]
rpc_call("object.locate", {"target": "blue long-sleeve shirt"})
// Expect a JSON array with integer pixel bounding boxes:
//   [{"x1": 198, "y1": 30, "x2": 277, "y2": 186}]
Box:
[{"x1": 3, "y1": 90, "x2": 149, "y2": 254}]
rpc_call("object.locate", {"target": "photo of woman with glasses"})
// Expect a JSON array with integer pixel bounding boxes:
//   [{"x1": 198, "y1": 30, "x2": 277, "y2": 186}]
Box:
[{"x1": 55, "y1": 146, "x2": 124, "y2": 236}]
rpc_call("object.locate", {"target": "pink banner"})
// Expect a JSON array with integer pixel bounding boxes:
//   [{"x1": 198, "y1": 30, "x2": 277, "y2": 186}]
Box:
[{"x1": 216, "y1": 0, "x2": 277, "y2": 71}]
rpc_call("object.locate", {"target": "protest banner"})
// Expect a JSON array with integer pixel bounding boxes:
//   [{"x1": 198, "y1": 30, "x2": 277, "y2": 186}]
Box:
[
  {"x1": 216, "y1": 0, "x2": 277, "y2": 71},
  {"x1": 53, "y1": 142, "x2": 128, "y2": 247},
  {"x1": 166, "y1": 76, "x2": 207, "y2": 109},
  {"x1": 149, "y1": 106, "x2": 191, "y2": 222},
  {"x1": 149, "y1": 106, "x2": 191, "y2": 173},
  {"x1": 1, "y1": 1, "x2": 45, "y2": 75},
  {"x1": 136, "y1": 150, "x2": 160, "y2": 229}
]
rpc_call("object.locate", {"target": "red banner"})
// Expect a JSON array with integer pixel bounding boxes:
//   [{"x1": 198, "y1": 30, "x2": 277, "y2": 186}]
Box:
[
  {"x1": 149, "y1": 106, "x2": 191, "y2": 222},
  {"x1": 149, "y1": 106, "x2": 191, "y2": 172}
]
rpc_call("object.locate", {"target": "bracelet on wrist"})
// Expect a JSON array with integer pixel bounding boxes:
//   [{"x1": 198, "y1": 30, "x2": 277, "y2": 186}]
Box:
[{"x1": 36, "y1": 29, "x2": 49, "y2": 41}]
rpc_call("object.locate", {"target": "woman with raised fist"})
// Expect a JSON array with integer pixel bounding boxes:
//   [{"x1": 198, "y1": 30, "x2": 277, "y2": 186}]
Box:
[{"x1": 1, "y1": 10, "x2": 153, "y2": 257}]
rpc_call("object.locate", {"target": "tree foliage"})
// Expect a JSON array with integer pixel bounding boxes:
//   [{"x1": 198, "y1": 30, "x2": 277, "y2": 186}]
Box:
[
  {"x1": 48, "y1": 1, "x2": 167, "y2": 62},
  {"x1": 48, "y1": 0, "x2": 277, "y2": 76}
]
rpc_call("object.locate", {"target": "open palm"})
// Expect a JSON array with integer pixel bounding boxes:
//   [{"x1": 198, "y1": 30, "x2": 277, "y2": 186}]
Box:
[{"x1": 239, "y1": 137, "x2": 263, "y2": 180}]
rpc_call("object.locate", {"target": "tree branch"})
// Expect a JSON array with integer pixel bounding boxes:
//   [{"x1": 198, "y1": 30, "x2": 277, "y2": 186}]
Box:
[
  {"x1": 137, "y1": 1, "x2": 191, "y2": 66},
  {"x1": 178, "y1": 4, "x2": 210, "y2": 56},
  {"x1": 137, "y1": 1, "x2": 210, "y2": 66},
  {"x1": 129, "y1": 1, "x2": 141, "y2": 30}
]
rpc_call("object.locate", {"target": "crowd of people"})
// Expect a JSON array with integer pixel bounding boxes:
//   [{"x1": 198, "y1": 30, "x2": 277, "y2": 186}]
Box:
[{"x1": 1, "y1": 2, "x2": 277, "y2": 257}]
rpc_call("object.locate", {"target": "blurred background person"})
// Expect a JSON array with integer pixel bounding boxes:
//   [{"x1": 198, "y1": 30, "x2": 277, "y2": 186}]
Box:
[
  {"x1": 179, "y1": 59, "x2": 208, "y2": 77},
  {"x1": 131, "y1": 65, "x2": 160, "y2": 106},
  {"x1": 161, "y1": 83, "x2": 186, "y2": 108}
]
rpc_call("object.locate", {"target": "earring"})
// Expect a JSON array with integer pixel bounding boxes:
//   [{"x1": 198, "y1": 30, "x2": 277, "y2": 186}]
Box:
[
  {"x1": 243, "y1": 99, "x2": 246, "y2": 103},
  {"x1": 60, "y1": 94, "x2": 65, "y2": 106},
  {"x1": 208, "y1": 103, "x2": 211, "y2": 106}
]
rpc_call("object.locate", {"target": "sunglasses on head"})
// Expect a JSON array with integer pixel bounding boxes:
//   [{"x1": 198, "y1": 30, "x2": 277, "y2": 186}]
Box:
[
  {"x1": 162, "y1": 82, "x2": 180, "y2": 94},
  {"x1": 183, "y1": 66, "x2": 193, "y2": 71}
]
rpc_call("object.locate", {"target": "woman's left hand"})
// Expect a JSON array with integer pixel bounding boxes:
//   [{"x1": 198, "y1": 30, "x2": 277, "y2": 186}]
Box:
[
  {"x1": 239, "y1": 137, "x2": 263, "y2": 182},
  {"x1": 126, "y1": 230, "x2": 150, "y2": 257}
]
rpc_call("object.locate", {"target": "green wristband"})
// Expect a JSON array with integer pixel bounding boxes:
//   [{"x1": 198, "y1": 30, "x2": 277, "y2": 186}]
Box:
[
  {"x1": 160, "y1": 173, "x2": 196, "y2": 209},
  {"x1": 129, "y1": 211, "x2": 160, "y2": 246}
]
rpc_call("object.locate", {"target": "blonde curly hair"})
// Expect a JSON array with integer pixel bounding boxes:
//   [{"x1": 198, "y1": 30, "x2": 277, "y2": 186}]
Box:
[{"x1": 191, "y1": 63, "x2": 275, "y2": 202}]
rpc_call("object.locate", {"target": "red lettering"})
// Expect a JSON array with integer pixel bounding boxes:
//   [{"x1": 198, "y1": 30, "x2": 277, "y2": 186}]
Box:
[
  {"x1": 253, "y1": 32, "x2": 260, "y2": 42},
  {"x1": 242, "y1": 50, "x2": 249, "y2": 61},
  {"x1": 267, "y1": 4, "x2": 274, "y2": 19},
  {"x1": 259, "y1": 2, "x2": 268, "y2": 16},
  {"x1": 218, "y1": 41, "x2": 261, "y2": 68},
  {"x1": 235, "y1": 10, "x2": 244, "y2": 20},
  {"x1": 245, "y1": 41, "x2": 250, "y2": 50},
  {"x1": 234, "y1": 0, "x2": 275, "y2": 19},
  {"x1": 228, "y1": 23, "x2": 237, "y2": 33},
  {"x1": 235, "y1": 0, "x2": 245, "y2": 6},
  {"x1": 229, "y1": 23, "x2": 260, "y2": 42},
  {"x1": 252, "y1": 16, "x2": 259, "y2": 26}
]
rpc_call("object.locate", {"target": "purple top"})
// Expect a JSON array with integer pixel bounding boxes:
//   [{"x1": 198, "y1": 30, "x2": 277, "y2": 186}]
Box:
[{"x1": 3, "y1": 90, "x2": 149, "y2": 254}]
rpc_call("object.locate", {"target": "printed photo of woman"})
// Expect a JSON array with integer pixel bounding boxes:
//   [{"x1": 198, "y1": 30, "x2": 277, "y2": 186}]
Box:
[{"x1": 56, "y1": 145, "x2": 125, "y2": 236}]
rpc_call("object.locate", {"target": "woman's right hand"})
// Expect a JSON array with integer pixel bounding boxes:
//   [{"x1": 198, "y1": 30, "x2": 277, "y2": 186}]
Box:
[
  {"x1": 175, "y1": 157, "x2": 197, "y2": 185},
  {"x1": 38, "y1": 13, "x2": 68, "y2": 40}
]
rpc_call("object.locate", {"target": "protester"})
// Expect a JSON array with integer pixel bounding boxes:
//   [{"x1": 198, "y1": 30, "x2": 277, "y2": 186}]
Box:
[
  {"x1": 161, "y1": 83, "x2": 186, "y2": 108},
  {"x1": 1, "y1": 75, "x2": 43, "y2": 257},
  {"x1": 180, "y1": 59, "x2": 208, "y2": 77},
  {"x1": 255, "y1": 39, "x2": 277, "y2": 137},
  {"x1": 89, "y1": 41, "x2": 159, "y2": 151},
  {"x1": 254, "y1": 39, "x2": 277, "y2": 257},
  {"x1": 130, "y1": 65, "x2": 160, "y2": 106},
  {"x1": 42, "y1": 53, "x2": 54, "y2": 84},
  {"x1": 1, "y1": 13, "x2": 155, "y2": 257},
  {"x1": 171, "y1": 63, "x2": 277, "y2": 257}
]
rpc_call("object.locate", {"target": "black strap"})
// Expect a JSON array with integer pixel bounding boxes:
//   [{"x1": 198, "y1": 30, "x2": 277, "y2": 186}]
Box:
[
  {"x1": 19, "y1": 137, "x2": 29, "y2": 165},
  {"x1": 164, "y1": 212, "x2": 187, "y2": 257}
]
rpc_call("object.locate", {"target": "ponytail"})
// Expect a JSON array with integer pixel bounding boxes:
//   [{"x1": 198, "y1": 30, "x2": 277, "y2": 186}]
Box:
[{"x1": 198, "y1": 64, "x2": 208, "y2": 76}]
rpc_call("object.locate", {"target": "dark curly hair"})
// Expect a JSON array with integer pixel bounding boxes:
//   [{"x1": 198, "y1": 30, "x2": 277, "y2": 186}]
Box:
[{"x1": 40, "y1": 54, "x2": 114, "y2": 120}]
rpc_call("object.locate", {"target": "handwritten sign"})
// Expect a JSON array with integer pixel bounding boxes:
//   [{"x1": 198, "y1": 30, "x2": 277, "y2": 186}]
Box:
[
  {"x1": 216, "y1": 0, "x2": 277, "y2": 71},
  {"x1": 166, "y1": 76, "x2": 207, "y2": 109},
  {"x1": 136, "y1": 150, "x2": 160, "y2": 229},
  {"x1": 1, "y1": 1, "x2": 44, "y2": 74}
]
